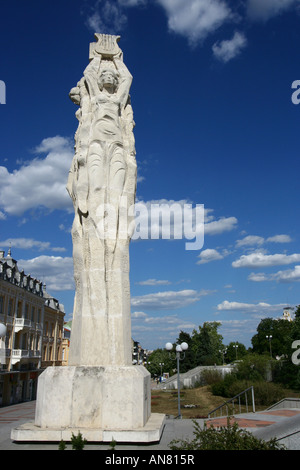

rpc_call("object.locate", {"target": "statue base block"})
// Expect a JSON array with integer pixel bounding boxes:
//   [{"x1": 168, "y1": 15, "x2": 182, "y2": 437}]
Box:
[{"x1": 11, "y1": 366, "x2": 165, "y2": 443}]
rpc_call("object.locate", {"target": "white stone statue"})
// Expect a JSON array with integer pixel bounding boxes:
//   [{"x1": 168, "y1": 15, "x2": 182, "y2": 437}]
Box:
[
  {"x1": 66, "y1": 34, "x2": 137, "y2": 367},
  {"x1": 11, "y1": 36, "x2": 165, "y2": 442}
]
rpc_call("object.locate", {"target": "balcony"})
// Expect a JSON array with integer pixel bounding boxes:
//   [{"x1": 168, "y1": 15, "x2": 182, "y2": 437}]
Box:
[
  {"x1": 14, "y1": 318, "x2": 32, "y2": 332},
  {"x1": 11, "y1": 349, "x2": 41, "y2": 365},
  {"x1": 14, "y1": 318, "x2": 42, "y2": 333},
  {"x1": 0, "y1": 314, "x2": 13, "y2": 325}
]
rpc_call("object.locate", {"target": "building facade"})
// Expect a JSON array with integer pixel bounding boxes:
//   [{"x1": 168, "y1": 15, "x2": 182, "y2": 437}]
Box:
[
  {"x1": 0, "y1": 250, "x2": 65, "y2": 406},
  {"x1": 282, "y1": 307, "x2": 294, "y2": 322},
  {"x1": 62, "y1": 321, "x2": 71, "y2": 366},
  {"x1": 41, "y1": 291, "x2": 65, "y2": 368}
]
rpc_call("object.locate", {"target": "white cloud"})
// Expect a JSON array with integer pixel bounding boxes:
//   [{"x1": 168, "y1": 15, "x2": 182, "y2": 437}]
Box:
[
  {"x1": 133, "y1": 199, "x2": 237, "y2": 241},
  {"x1": 86, "y1": 1, "x2": 127, "y2": 32},
  {"x1": 118, "y1": 0, "x2": 146, "y2": 6},
  {"x1": 0, "y1": 238, "x2": 66, "y2": 253},
  {"x1": 0, "y1": 136, "x2": 73, "y2": 217},
  {"x1": 248, "y1": 265, "x2": 300, "y2": 283},
  {"x1": 204, "y1": 216, "x2": 238, "y2": 235},
  {"x1": 136, "y1": 279, "x2": 171, "y2": 286},
  {"x1": 266, "y1": 234, "x2": 292, "y2": 243},
  {"x1": 248, "y1": 272, "x2": 270, "y2": 282},
  {"x1": 144, "y1": 314, "x2": 181, "y2": 324},
  {"x1": 17, "y1": 256, "x2": 74, "y2": 291},
  {"x1": 246, "y1": 0, "x2": 298, "y2": 21},
  {"x1": 157, "y1": 0, "x2": 232, "y2": 45},
  {"x1": 131, "y1": 288, "x2": 211, "y2": 310},
  {"x1": 236, "y1": 235, "x2": 265, "y2": 247},
  {"x1": 197, "y1": 248, "x2": 224, "y2": 264},
  {"x1": 217, "y1": 300, "x2": 287, "y2": 314},
  {"x1": 232, "y1": 252, "x2": 300, "y2": 268},
  {"x1": 131, "y1": 311, "x2": 148, "y2": 318},
  {"x1": 0, "y1": 146, "x2": 237, "y2": 245},
  {"x1": 217, "y1": 318, "x2": 259, "y2": 343},
  {"x1": 212, "y1": 31, "x2": 247, "y2": 63},
  {"x1": 273, "y1": 265, "x2": 300, "y2": 283},
  {"x1": 131, "y1": 309, "x2": 197, "y2": 347},
  {"x1": 236, "y1": 234, "x2": 292, "y2": 247},
  {"x1": 85, "y1": 0, "x2": 146, "y2": 33}
]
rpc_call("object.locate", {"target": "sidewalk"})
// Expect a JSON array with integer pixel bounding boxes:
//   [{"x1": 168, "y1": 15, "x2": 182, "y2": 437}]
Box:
[
  {"x1": 0, "y1": 401, "x2": 199, "y2": 451},
  {"x1": 1, "y1": 400, "x2": 300, "y2": 450}
]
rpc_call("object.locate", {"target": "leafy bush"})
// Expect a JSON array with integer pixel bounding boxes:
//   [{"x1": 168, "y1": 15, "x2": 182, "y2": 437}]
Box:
[
  {"x1": 250, "y1": 381, "x2": 285, "y2": 406},
  {"x1": 210, "y1": 372, "x2": 237, "y2": 397},
  {"x1": 211, "y1": 377, "x2": 286, "y2": 407},
  {"x1": 70, "y1": 431, "x2": 87, "y2": 450},
  {"x1": 200, "y1": 369, "x2": 223, "y2": 386},
  {"x1": 58, "y1": 439, "x2": 66, "y2": 450},
  {"x1": 273, "y1": 360, "x2": 300, "y2": 391},
  {"x1": 169, "y1": 419, "x2": 286, "y2": 450},
  {"x1": 234, "y1": 353, "x2": 272, "y2": 382}
]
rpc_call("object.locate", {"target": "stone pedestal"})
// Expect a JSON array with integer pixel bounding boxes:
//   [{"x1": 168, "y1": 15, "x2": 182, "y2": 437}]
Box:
[{"x1": 11, "y1": 365, "x2": 165, "y2": 443}]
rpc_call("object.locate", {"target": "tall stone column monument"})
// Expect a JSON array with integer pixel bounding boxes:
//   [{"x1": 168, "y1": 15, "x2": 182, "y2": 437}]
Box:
[
  {"x1": 67, "y1": 34, "x2": 137, "y2": 368},
  {"x1": 11, "y1": 34, "x2": 165, "y2": 443}
]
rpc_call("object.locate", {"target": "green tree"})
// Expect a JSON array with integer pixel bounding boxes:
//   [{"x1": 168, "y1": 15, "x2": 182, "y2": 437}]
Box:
[
  {"x1": 226, "y1": 341, "x2": 247, "y2": 363},
  {"x1": 235, "y1": 353, "x2": 272, "y2": 381},
  {"x1": 176, "y1": 330, "x2": 195, "y2": 372},
  {"x1": 291, "y1": 306, "x2": 300, "y2": 341},
  {"x1": 272, "y1": 305, "x2": 300, "y2": 390},
  {"x1": 251, "y1": 317, "x2": 293, "y2": 358},
  {"x1": 191, "y1": 322, "x2": 223, "y2": 366},
  {"x1": 147, "y1": 348, "x2": 174, "y2": 378}
]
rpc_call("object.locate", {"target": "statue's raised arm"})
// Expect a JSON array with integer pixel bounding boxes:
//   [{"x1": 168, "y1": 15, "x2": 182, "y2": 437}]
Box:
[
  {"x1": 113, "y1": 56, "x2": 132, "y2": 111},
  {"x1": 83, "y1": 56, "x2": 102, "y2": 99}
]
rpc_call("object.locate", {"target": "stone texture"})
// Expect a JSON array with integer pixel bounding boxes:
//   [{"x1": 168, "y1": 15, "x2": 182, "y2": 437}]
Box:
[
  {"x1": 34, "y1": 365, "x2": 151, "y2": 430},
  {"x1": 67, "y1": 33, "x2": 137, "y2": 368},
  {"x1": 11, "y1": 34, "x2": 163, "y2": 443}
]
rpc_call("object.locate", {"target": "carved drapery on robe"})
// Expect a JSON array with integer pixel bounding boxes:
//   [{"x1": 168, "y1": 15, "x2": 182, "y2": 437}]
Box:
[{"x1": 67, "y1": 34, "x2": 137, "y2": 367}]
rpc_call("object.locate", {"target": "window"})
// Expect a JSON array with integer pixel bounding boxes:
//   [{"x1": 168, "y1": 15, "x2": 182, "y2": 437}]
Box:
[{"x1": 8, "y1": 299, "x2": 13, "y2": 316}]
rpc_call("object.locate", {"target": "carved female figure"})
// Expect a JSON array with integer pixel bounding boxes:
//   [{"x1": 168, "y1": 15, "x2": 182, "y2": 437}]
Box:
[{"x1": 67, "y1": 36, "x2": 137, "y2": 366}]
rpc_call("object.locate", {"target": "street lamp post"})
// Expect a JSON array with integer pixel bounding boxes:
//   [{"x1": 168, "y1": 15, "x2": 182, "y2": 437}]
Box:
[
  {"x1": 159, "y1": 362, "x2": 164, "y2": 382},
  {"x1": 266, "y1": 335, "x2": 272, "y2": 358},
  {"x1": 233, "y1": 343, "x2": 239, "y2": 360},
  {"x1": 219, "y1": 348, "x2": 227, "y2": 365},
  {"x1": 165, "y1": 341, "x2": 188, "y2": 419}
]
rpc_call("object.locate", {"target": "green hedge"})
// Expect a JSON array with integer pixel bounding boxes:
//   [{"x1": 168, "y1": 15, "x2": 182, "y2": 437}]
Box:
[
  {"x1": 211, "y1": 377, "x2": 286, "y2": 407},
  {"x1": 170, "y1": 419, "x2": 285, "y2": 450}
]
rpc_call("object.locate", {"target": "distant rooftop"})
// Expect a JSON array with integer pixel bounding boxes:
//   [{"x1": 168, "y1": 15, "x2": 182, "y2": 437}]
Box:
[{"x1": 0, "y1": 248, "x2": 64, "y2": 312}]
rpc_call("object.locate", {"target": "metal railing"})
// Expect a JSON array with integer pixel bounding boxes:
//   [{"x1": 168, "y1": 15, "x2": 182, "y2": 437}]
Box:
[{"x1": 208, "y1": 386, "x2": 255, "y2": 418}]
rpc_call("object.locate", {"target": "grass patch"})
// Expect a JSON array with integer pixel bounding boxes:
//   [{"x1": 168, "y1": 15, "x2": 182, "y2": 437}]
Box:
[
  {"x1": 151, "y1": 386, "x2": 226, "y2": 418},
  {"x1": 151, "y1": 385, "x2": 298, "y2": 418}
]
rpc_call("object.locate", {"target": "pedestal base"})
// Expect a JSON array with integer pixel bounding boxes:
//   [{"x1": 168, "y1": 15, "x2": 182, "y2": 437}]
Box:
[
  {"x1": 11, "y1": 365, "x2": 165, "y2": 443},
  {"x1": 11, "y1": 413, "x2": 166, "y2": 443}
]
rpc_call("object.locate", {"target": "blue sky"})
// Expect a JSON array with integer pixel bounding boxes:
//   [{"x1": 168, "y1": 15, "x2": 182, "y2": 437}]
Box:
[{"x1": 0, "y1": 0, "x2": 300, "y2": 350}]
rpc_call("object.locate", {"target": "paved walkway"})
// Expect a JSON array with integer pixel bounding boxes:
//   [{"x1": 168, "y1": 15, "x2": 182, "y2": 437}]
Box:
[
  {"x1": 206, "y1": 409, "x2": 300, "y2": 429},
  {"x1": 0, "y1": 400, "x2": 300, "y2": 450}
]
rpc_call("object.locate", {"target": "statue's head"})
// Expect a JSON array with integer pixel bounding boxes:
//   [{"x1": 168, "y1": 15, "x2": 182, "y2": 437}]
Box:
[{"x1": 98, "y1": 69, "x2": 119, "y2": 92}]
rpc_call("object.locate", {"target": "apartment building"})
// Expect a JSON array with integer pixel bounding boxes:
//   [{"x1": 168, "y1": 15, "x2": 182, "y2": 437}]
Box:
[{"x1": 0, "y1": 249, "x2": 65, "y2": 406}]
